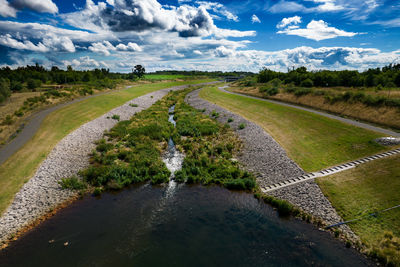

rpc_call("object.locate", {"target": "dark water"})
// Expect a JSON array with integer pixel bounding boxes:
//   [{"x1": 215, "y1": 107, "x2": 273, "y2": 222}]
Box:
[{"x1": 0, "y1": 184, "x2": 370, "y2": 267}]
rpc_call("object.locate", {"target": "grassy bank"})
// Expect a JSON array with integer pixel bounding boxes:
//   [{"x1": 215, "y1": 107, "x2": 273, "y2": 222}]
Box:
[
  {"x1": 0, "y1": 79, "x2": 213, "y2": 215},
  {"x1": 62, "y1": 87, "x2": 256, "y2": 192},
  {"x1": 199, "y1": 85, "x2": 387, "y2": 172},
  {"x1": 229, "y1": 84, "x2": 400, "y2": 130},
  {"x1": 317, "y1": 155, "x2": 400, "y2": 266}
]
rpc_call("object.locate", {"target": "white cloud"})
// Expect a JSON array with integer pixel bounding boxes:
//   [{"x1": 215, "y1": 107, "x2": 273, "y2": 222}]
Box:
[
  {"x1": 0, "y1": 34, "x2": 48, "y2": 52},
  {"x1": 0, "y1": 0, "x2": 17, "y2": 17},
  {"x1": 277, "y1": 16, "x2": 301, "y2": 28},
  {"x1": 116, "y1": 42, "x2": 142, "y2": 52},
  {"x1": 89, "y1": 41, "x2": 142, "y2": 56},
  {"x1": 269, "y1": 1, "x2": 306, "y2": 13},
  {"x1": 214, "y1": 46, "x2": 235, "y2": 57},
  {"x1": 251, "y1": 14, "x2": 261, "y2": 24},
  {"x1": 62, "y1": 56, "x2": 108, "y2": 69},
  {"x1": 12, "y1": 0, "x2": 58, "y2": 14},
  {"x1": 196, "y1": 1, "x2": 238, "y2": 21},
  {"x1": 61, "y1": 0, "x2": 252, "y2": 38},
  {"x1": 277, "y1": 19, "x2": 358, "y2": 41}
]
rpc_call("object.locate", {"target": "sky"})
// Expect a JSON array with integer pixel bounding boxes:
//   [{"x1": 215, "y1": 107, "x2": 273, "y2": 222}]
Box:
[{"x1": 0, "y1": 0, "x2": 399, "y2": 72}]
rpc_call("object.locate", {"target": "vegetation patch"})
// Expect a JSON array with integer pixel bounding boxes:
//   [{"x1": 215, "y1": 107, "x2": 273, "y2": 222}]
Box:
[{"x1": 64, "y1": 88, "x2": 256, "y2": 193}]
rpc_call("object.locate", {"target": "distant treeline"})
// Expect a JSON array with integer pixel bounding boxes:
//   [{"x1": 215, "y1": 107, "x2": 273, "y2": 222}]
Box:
[
  {"x1": 149, "y1": 70, "x2": 253, "y2": 77},
  {"x1": 257, "y1": 64, "x2": 400, "y2": 88},
  {"x1": 0, "y1": 64, "x2": 139, "y2": 103}
]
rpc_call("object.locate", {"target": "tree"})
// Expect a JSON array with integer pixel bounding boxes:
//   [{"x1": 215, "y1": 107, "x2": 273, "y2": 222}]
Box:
[
  {"x1": 133, "y1": 65, "x2": 145, "y2": 79},
  {"x1": 0, "y1": 78, "x2": 11, "y2": 103}
]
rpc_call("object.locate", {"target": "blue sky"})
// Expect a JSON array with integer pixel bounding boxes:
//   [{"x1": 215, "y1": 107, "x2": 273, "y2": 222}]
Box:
[{"x1": 0, "y1": 0, "x2": 399, "y2": 72}]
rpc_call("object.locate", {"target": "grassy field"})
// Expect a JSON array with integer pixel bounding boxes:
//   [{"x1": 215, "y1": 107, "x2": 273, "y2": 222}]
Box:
[
  {"x1": 144, "y1": 74, "x2": 188, "y2": 80},
  {"x1": 317, "y1": 155, "x2": 400, "y2": 265},
  {"x1": 199, "y1": 85, "x2": 387, "y2": 172},
  {"x1": 0, "y1": 79, "x2": 212, "y2": 215}
]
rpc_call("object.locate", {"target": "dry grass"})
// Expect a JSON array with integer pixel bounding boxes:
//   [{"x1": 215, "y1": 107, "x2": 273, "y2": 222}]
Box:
[
  {"x1": 230, "y1": 86, "x2": 400, "y2": 129},
  {"x1": 0, "y1": 92, "x2": 41, "y2": 144}
]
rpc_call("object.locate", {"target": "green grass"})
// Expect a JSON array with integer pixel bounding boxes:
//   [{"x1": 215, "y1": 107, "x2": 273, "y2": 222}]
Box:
[
  {"x1": 200, "y1": 85, "x2": 387, "y2": 171},
  {"x1": 144, "y1": 74, "x2": 188, "y2": 80},
  {"x1": 0, "y1": 79, "x2": 213, "y2": 215},
  {"x1": 317, "y1": 155, "x2": 400, "y2": 266}
]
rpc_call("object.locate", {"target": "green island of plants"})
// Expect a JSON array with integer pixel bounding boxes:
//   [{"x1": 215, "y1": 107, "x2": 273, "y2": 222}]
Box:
[{"x1": 61, "y1": 88, "x2": 256, "y2": 192}]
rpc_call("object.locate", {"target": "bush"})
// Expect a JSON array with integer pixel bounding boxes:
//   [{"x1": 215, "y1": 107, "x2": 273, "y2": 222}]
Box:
[
  {"x1": 1, "y1": 115, "x2": 13, "y2": 125},
  {"x1": 58, "y1": 176, "x2": 86, "y2": 190},
  {"x1": 300, "y1": 78, "x2": 314, "y2": 87},
  {"x1": 227, "y1": 118, "x2": 233, "y2": 123},
  {"x1": 238, "y1": 123, "x2": 246, "y2": 130},
  {"x1": 27, "y1": 79, "x2": 41, "y2": 90},
  {"x1": 14, "y1": 110, "x2": 24, "y2": 117},
  {"x1": 211, "y1": 110, "x2": 219, "y2": 118},
  {"x1": 111, "y1": 114, "x2": 120, "y2": 121}
]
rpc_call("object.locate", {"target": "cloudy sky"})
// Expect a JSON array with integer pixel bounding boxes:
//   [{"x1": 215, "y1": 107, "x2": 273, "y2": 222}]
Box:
[{"x1": 0, "y1": 0, "x2": 399, "y2": 72}]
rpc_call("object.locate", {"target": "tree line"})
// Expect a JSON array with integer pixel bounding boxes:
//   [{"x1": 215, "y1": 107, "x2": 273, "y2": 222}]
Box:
[
  {"x1": 0, "y1": 64, "x2": 147, "y2": 103},
  {"x1": 257, "y1": 64, "x2": 400, "y2": 88}
]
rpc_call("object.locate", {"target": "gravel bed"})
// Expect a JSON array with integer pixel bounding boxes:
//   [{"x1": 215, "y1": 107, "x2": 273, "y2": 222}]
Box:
[
  {"x1": 186, "y1": 89, "x2": 359, "y2": 242},
  {"x1": 0, "y1": 83, "x2": 214, "y2": 246}
]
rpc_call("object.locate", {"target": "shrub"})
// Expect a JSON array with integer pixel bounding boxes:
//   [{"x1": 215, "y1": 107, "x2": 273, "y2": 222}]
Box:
[
  {"x1": 93, "y1": 187, "x2": 103, "y2": 196},
  {"x1": 300, "y1": 78, "x2": 314, "y2": 87},
  {"x1": 58, "y1": 176, "x2": 86, "y2": 190},
  {"x1": 1, "y1": 115, "x2": 13, "y2": 125},
  {"x1": 227, "y1": 118, "x2": 233, "y2": 123},
  {"x1": 14, "y1": 110, "x2": 24, "y2": 117},
  {"x1": 111, "y1": 114, "x2": 120, "y2": 121},
  {"x1": 27, "y1": 79, "x2": 41, "y2": 90},
  {"x1": 238, "y1": 123, "x2": 246, "y2": 130},
  {"x1": 294, "y1": 88, "x2": 312, "y2": 97},
  {"x1": 211, "y1": 110, "x2": 219, "y2": 118},
  {"x1": 129, "y1": 103, "x2": 138, "y2": 107}
]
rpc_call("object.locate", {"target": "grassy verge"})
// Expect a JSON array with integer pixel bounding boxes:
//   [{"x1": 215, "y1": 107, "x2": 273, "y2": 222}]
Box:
[
  {"x1": 228, "y1": 85, "x2": 400, "y2": 130},
  {"x1": 62, "y1": 87, "x2": 255, "y2": 192},
  {"x1": 0, "y1": 79, "x2": 213, "y2": 215},
  {"x1": 317, "y1": 155, "x2": 400, "y2": 266},
  {"x1": 200, "y1": 85, "x2": 387, "y2": 172}
]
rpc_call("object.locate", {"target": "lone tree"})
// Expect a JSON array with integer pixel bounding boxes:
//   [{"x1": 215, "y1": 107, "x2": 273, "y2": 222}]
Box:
[{"x1": 132, "y1": 65, "x2": 145, "y2": 79}]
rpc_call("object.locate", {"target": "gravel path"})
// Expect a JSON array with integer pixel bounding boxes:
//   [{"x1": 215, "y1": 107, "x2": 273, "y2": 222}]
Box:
[
  {"x1": 0, "y1": 82, "x2": 214, "y2": 246},
  {"x1": 186, "y1": 89, "x2": 359, "y2": 241},
  {"x1": 219, "y1": 86, "x2": 400, "y2": 137}
]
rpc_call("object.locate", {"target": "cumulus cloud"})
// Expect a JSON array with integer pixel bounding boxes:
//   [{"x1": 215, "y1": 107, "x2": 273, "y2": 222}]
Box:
[
  {"x1": 88, "y1": 41, "x2": 142, "y2": 56},
  {"x1": 62, "y1": 0, "x2": 253, "y2": 38},
  {"x1": 11, "y1": 0, "x2": 58, "y2": 14},
  {"x1": 277, "y1": 19, "x2": 357, "y2": 41},
  {"x1": 0, "y1": 0, "x2": 17, "y2": 17},
  {"x1": 214, "y1": 46, "x2": 235, "y2": 57},
  {"x1": 62, "y1": 56, "x2": 109, "y2": 69},
  {"x1": 251, "y1": 14, "x2": 261, "y2": 24},
  {"x1": 0, "y1": 33, "x2": 75, "y2": 52},
  {"x1": 0, "y1": 34, "x2": 48, "y2": 52},
  {"x1": 277, "y1": 16, "x2": 301, "y2": 28}
]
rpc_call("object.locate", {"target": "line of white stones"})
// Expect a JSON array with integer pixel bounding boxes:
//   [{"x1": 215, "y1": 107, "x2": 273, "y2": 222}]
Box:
[{"x1": 262, "y1": 148, "x2": 400, "y2": 192}]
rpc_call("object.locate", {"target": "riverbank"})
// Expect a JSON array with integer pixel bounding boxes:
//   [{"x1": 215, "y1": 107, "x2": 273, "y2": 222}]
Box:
[
  {"x1": 0, "y1": 82, "x2": 215, "y2": 247},
  {"x1": 186, "y1": 88, "x2": 359, "y2": 241}
]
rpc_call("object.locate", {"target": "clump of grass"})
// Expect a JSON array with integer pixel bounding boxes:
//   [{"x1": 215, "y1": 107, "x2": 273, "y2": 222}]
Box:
[
  {"x1": 238, "y1": 123, "x2": 246, "y2": 129},
  {"x1": 211, "y1": 110, "x2": 219, "y2": 118},
  {"x1": 111, "y1": 114, "x2": 120, "y2": 121},
  {"x1": 1, "y1": 115, "x2": 14, "y2": 126},
  {"x1": 129, "y1": 103, "x2": 138, "y2": 107},
  {"x1": 227, "y1": 118, "x2": 233, "y2": 123},
  {"x1": 58, "y1": 176, "x2": 86, "y2": 190},
  {"x1": 254, "y1": 192, "x2": 300, "y2": 217}
]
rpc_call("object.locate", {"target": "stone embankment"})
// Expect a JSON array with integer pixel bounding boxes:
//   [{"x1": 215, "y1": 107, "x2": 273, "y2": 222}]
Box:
[
  {"x1": 186, "y1": 89, "x2": 358, "y2": 241},
  {"x1": 0, "y1": 83, "x2": 213, "y2": 246}
]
